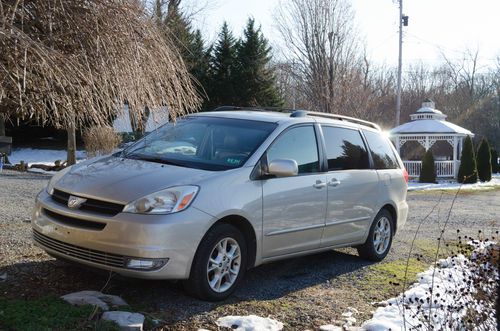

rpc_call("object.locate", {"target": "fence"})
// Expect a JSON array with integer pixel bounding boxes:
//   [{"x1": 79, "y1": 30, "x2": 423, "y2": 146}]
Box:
[{"x1": 403, "y1": 160, "x2": 456, "y2": 178}]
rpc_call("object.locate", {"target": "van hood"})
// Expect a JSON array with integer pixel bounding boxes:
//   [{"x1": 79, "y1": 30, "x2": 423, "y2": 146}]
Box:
[{"x1": 54, "y1": 156, "x2": 216, "y2": 204}]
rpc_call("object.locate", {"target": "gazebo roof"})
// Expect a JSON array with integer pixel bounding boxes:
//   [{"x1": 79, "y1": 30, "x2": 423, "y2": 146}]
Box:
[
  {"x1": 390, "y1": 119, "x2": 473, "y2": 135},
  {"x1": 390, "y1": 100, "x2": 473, "y2": 136}
]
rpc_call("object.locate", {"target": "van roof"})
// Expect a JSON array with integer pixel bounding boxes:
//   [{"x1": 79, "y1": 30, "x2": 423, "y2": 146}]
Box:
[{"x1": 190, "y1": 109, "x2": 380, "y2": 131}]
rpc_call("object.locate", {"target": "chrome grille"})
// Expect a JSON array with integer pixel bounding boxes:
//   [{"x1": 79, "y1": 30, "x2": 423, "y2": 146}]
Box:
[
  {"x1": 33, "y1": 230, "x2": 125, "y2": 268},
  {"x1": 52, "y1": 189, "x2": 125, "y2": 216}
]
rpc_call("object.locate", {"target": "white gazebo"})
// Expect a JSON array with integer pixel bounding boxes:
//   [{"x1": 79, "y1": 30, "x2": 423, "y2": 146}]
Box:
[{"x1": 390, "y1": 100, "x2": 474, "y2": 179}]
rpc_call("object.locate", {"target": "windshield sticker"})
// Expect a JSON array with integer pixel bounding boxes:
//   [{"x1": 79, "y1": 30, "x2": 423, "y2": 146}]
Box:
[{"x1": 226, "y1": 158, "x2": 242, "y2": 165}]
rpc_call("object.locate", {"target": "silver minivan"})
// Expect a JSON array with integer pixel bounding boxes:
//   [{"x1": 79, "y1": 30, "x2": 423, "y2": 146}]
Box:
[{"x1": 32, "y1": 110, "x2": 408, "y2": 300}]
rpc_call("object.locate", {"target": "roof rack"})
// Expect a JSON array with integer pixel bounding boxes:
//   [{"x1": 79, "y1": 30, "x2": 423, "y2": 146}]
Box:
[
  {"x1": 212, "y1": 106, "x2": 293, "y2": 113},
  {"x1": 296, "y1": 111, "x2": 381, "y2": 131}
]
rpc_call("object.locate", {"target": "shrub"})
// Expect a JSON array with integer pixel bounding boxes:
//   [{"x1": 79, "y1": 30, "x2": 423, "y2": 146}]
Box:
[
  {"x1": 83, "y1": 126, "x2": 122, "y2": 157},
  {"x1": 491, "y1": 148, "x2": 499, "y2": 174},
  {"x1": 476, "y1": 139, "x2": 492, "y2": 182},
  {"x1": 457, "y1": 136, "x2": 477, "y2": 184},
  {"x1": 419, "y1": 149, "x2": 436, "y2": 183}
]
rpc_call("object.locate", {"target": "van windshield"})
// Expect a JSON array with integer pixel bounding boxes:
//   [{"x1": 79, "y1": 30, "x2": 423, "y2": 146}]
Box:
[{"x1": 122, "y1": 116, "x2": 277, "y2": 171}]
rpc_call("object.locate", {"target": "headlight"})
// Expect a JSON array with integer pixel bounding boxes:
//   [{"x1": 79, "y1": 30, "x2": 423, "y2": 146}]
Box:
[
  {"x1": 123, "y1": 185, "x2": 199, "y2": 214},
  {"x1": 46, "y1": 166, "x2": 73, "y2": 195}
]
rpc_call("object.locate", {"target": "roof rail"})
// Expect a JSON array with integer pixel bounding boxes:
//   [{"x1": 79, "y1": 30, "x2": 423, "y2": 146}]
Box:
[
  {"x1": 213, "y1": 106, "x2": 293, "y2": 113},
  {"x1": 304, "y1": 111, "x2": 381, "y2": 131}
]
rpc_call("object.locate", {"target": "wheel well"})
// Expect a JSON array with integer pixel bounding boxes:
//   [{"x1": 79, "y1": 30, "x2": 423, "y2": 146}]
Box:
[
  {"x1": 217, "y1": 215, "x2": 257, "y2": 269},
  {"x1": 382, "y1": 204, "x2": 398, "y2": 233}
]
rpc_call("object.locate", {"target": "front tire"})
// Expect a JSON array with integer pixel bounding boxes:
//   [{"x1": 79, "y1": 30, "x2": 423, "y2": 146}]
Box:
[
  {"x1": 184, "y1": 223, "x2": 247, "y2": 301},
  {"x1": 357, "y1": 209, "x2": 394, "y2": 261}
]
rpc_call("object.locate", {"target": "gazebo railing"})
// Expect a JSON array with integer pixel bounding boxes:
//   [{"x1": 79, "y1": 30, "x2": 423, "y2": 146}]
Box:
[{"x1": 403, "y1": 160, "x2": 457, "y2": 178}]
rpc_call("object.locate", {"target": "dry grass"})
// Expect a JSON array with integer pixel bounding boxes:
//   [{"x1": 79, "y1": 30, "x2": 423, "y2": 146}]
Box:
[
  {"x1": 83, "y1": 126, "x2": 122, "y2": 157},
  {"x1": 0, "y1": 0, "x2": 200, "y2": 129}
]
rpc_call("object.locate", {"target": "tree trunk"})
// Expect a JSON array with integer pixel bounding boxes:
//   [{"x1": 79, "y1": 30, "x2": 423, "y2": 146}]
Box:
[
  {"x1": 0, "y1": 114, "x2": 5, "y2": 137},
  {"x1": 67, "y1": 118, "x2": 77, "y2": 165}
]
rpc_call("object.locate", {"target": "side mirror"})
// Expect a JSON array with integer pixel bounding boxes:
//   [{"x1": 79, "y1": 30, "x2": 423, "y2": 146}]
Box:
[{"x1": 268, "y1": 159, "x2": 298, "y2": 177}]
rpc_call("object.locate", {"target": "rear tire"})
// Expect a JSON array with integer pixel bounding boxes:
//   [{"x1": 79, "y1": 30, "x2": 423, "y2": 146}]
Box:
[
  {"x1": 357, "y1": 209, "x2": 394, "y2": 261},
  {"x1": 184, "y1": 223, "x2": 247, "y2": 301}
]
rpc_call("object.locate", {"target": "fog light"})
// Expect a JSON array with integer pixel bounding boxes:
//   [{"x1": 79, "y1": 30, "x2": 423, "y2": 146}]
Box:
[{"x1": 125, "y1": 258, "x2": 169, "y2": 270}]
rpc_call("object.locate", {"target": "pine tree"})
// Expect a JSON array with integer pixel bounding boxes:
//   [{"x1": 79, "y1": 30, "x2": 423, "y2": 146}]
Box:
[
  {"x1": 419, "y1": 150, "x2": 436, "y2": 183},
  {"x1": 188, "y1": 29, "x2": 211, "y2": 109},
  {"x1": 457, "y1": 136, "x2": 477, "y2": 184},
  {"x1": 476, "y1": 139, "x2": 492, "y2": 182},
  {"x1": 491, "y1": 148, "x2": 499, "y2": 174},
  {"x1": 208, "y1": 22, "x2": 238, "y2": 108},
  {"x1": 235, "y1": 18, "x2": 283, "y2": 107}
]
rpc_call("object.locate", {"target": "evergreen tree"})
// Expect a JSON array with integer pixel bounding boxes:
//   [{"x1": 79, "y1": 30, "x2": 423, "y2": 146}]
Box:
[
  {"x1": 491, "y1": 148, "x2": 499, "y2": 174},
  {"x1": 476, "y1": 139, "x2": 492, "y2": 182},
  {"x1": 208, "y1": 22, "x2": 238, "y2": 108},
  {"x1": 457, "y1": 136, "x2": 477, "y2": 184},
  {"x1": 235, "y1": 18, "x2": 283, "y2": 107},
  {"x1": 153, "y1": 1, "x2": 210, "y2": 108},
  {"x1": 419, "y1": 150, "x2": 436, "y2": 183}
]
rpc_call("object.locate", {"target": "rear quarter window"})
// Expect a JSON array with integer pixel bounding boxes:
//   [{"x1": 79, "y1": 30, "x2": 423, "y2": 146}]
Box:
[{"x1": 363, "y1": 130, "x2": 400, "y2": 170}]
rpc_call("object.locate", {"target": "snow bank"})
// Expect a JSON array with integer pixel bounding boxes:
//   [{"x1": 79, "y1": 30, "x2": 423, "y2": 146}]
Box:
[
  {"x1": 9, "y1": 148, "x2": 86, "y2": 166},
  {"x1": 408, "y1": 174, "x2": 500, "y2": 191},
  {"x1": 361, "y1": 243, "x2": 498, "y2": 331},
  {"x1": 216, "y1": 315, "x2": 283, "y2": 331}
]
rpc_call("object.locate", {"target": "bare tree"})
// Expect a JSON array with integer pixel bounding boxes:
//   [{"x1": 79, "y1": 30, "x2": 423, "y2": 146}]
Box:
[
  {"x1": 275, "y1": 0, "x2": 362, "y2": 114},
  {"x1": 0, "y1": 0, "x2": 200, "y2": 164}
]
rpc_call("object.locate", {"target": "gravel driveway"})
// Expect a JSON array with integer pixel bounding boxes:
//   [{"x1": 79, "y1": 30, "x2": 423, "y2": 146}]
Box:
[{"x1": 0, "y1": 170, "x2": 498, "y2": 329}]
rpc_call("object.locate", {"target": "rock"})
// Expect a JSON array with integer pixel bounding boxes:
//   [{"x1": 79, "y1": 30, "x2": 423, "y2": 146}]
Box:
[
  {"x1": 101, "y1": 311, "x2": 144, "y2": 331},
  {"x1": 0, "y1": 272, "x2": 7, "y2": 282},
  {"x1": 319, "y1": 325, "x2": 342, "y2": 331},
  {"x1": 61, "y1": 290, "x2": 127, "y2": 310}
]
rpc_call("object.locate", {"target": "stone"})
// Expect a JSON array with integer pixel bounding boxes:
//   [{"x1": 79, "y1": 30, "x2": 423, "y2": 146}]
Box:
[
  {"x1": 101, "y1": 311, "x2": 144, "y2": 331},
  {"x1": 319, "y1": 325, "x2": 342, "y2": 331},
  {"x1": 0, "y1": 272, "x2": 7, "y2": 282},
  {"x1": 61, "y1": 290, "x2": 127, "y2": 310}
]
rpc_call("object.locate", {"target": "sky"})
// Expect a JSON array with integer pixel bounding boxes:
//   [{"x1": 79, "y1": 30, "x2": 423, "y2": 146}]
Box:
[{"x1": 192, "y1": 0, "x2": 500, "y2": 70}]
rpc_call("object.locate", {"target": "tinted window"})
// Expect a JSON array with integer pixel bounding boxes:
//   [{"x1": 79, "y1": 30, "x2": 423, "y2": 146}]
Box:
[
  {"x1": 363, "y1": 130, "x2": 400, "y2": 169},
  {"x1": 267, "y1": 126, "x2": 319, "y2": 174},
  {"x1": 322, "y1": 126, "x2": 369, "y2": 170},
  {"x1": 123, "y1": 116, "x2": 277, "y2": 171}
]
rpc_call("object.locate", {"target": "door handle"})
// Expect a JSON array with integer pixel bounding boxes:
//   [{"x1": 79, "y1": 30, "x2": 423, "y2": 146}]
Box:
[
  {"x1": 328, "y1": 178, "x2": 341, "y2": 187},
  {"x1": 313, "y1": 180, "x2": 327, "y2": 189}
]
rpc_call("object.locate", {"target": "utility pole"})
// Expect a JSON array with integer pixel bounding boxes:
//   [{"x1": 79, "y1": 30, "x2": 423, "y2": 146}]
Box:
[{"x1": 395, "y1": 0, "x2": 403, "y2": 127}]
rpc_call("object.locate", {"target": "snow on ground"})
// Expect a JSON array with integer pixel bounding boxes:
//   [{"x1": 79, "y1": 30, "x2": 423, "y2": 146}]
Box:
[
  {"x1": 216, "y1": 315, "x2": 283, "y2": 331},
  {"x1": 361, "y1": 242, "x2": 498, "y2": 331},
  {"x1": 8, "y1": 148, "x2": 86, "y2": 166},
  {"x1": 408, "y1": 174, "x2": 500, "y2": 191}
]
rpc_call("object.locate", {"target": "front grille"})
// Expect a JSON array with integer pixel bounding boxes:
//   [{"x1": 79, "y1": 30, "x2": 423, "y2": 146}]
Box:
[
  {"x1": 52, "y1": 189, "x2": 124, "y2": 216},
  {"x1": 43, "y1": 208, "x2": 106, "y2": 230},
  {"x1": 33, "y1": 230, "x2": 126, "y2": 268}
]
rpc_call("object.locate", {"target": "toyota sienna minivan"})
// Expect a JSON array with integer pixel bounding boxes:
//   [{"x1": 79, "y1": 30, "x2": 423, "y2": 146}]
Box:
[{"x1": 32, "y1": 109, "x2": 408, "y2": 301}]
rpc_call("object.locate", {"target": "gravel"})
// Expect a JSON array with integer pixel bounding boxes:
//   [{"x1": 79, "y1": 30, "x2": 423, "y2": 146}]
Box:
[{"x1": 0, "y1": 169, "x2": 498, "y2": 330}]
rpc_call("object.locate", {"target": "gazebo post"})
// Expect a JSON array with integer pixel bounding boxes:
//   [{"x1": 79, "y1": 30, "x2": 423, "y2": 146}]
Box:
[
  {"x1": 453, "y1": 136, "x2": 458, "y2": 178},
  {"x1": 396, "y1": 136, "x2": 401, "y2": 155}
]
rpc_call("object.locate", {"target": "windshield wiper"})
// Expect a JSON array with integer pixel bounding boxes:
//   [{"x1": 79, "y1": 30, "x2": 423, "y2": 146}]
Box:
[{"x1": 125, "y1": 154, "x2": 188, "y2": 167}]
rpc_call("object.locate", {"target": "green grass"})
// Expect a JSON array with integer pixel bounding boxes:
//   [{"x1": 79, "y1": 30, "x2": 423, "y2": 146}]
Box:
[
  {"x1": 0, "y1": 296, "x2": 119, "y2": 331},
  {"x1": 349, "y1": 258, "x2": 429, "y2": 300}
]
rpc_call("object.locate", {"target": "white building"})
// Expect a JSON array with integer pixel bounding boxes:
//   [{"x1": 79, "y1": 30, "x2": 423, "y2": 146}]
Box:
[{"x1": 390, "y1": 100, "x2": 474, "y2": 179}]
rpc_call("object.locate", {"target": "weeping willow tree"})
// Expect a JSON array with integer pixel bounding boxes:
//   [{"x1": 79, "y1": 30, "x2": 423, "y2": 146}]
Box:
[{"x1": 0, "y1": 0, "x2": 200, "y2": 164}]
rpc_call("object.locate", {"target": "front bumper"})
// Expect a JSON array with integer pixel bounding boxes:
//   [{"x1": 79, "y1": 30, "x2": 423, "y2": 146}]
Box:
[{"x1": 32, "y1": 190, "x2": 214, "y2": 279}]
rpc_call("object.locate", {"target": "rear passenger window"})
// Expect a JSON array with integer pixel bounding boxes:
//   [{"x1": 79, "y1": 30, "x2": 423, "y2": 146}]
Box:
[
  {"x1": 267, "y1": 126, "x2": 319, "y2": 174},
  {"x1": 363, "y1": 130, "x2": 400, "y2": 169},
  {"x1": 322, "y1": 126, "x2": 369, "y2": 170}
]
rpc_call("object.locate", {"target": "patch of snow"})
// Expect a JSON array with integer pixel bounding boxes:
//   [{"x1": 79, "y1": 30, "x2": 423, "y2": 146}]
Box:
[
  {"x1": 319, "y1": 325, "x2": 342, "y2": 331},
  {"x1": 9, "y1": 148, "x2": 86, "y2": 166},
  {"x1": 101, "y1": 311, "x2": 144, "y2": 331},
  {"x1": 361, "y1": 243, "x2": 498, "y2": 331},
  {"x1": 216, "y1": 315, "x2": 283, "y2": 331},
  {"x1": 408, "y1": 174, "x2": 500, "y2": 191}
]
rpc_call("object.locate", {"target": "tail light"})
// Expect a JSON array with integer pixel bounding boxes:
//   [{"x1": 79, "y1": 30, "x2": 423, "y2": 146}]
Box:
[{"x1": 403, "y1": 168, "x2": 409, "y2": 183}]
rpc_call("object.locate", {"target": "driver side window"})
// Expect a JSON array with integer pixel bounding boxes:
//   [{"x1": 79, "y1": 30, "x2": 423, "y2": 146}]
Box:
[{"x1": 267, "y1": 125, "x2": 319, "y2": 174}]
